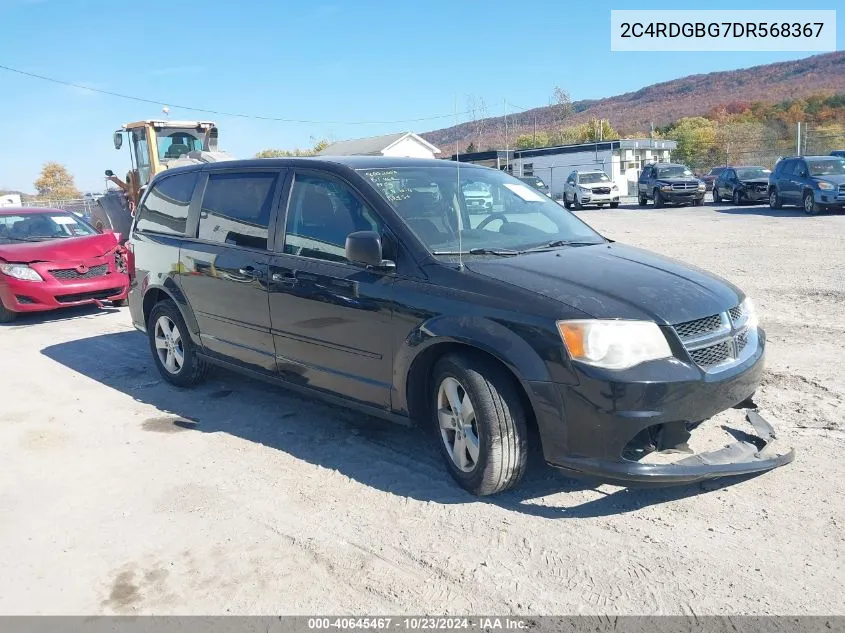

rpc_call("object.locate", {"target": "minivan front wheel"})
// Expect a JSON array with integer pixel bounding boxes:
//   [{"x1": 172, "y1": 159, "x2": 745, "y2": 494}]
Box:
[
  {"x1": 432, "y1": 353, "x2": 528, "y2": 496},
  {"x1": 148, "y1": 300, "x2": 209, "y2": 387}
]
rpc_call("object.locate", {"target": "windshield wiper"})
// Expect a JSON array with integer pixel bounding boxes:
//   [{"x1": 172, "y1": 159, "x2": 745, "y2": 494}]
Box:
[
  {"x1": 522, "y1": 239, "x2": 602, "y2": 252},
  {"x1": 432, "y1": 247, "x2": 519, "y2": 256},
  {"x1": 1, "y1": 236, "x2": 41, "y2": 242}
]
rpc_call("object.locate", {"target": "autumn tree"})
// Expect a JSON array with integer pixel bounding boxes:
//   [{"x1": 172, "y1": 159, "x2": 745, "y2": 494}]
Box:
[
  {"x1": 551, "y1": 86, "x2": 574, "y2": 142},
  {"x1": 34, "y1": 162, "x2": 81, "y2": 200},
  {"x1": 665, "y1": 117, "x2": 717, "y2": 169},
  {"x1": 255, "y1": 138, "x2": 330, "y2": 158},
  {"x1": 514, "y1": 131, "x2": 550, "y2": 149}
]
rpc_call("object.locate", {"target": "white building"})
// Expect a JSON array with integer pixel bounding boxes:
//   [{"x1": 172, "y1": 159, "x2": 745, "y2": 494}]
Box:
[
  {"x1": 452, "y1": 139, "x2": 677, "y2": 198},
  {"x1": 319, "y1": 132, "x2": 441, "y2": 159},
  {"x1": 511, "y1": 139, "x2": 677, "y2": 198},
  {"x1": 0, "y1": 193, "x2": 22, "y2": 208}
]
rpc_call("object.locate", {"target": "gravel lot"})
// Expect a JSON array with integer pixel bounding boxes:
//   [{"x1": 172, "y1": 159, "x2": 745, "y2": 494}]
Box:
[{"x1": 1, "y1": 202, "x2": 843, "y2": 615}]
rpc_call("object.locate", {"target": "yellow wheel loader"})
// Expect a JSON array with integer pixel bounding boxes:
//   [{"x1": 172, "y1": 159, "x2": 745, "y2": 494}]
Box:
[{"x1": 91, "y1": 120, "x2": 233, "y2": 239}]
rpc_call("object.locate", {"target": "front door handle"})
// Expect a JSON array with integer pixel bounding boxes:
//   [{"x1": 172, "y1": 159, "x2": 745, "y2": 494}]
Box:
[
  {"x1": 271, "y1": 271, "x2": 297, "y2": 286},
  {"x1": 238, "y1": 266, "x2": 264, "y2": 278}
]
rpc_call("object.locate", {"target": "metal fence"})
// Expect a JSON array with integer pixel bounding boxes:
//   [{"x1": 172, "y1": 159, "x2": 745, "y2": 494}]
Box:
[{"x1": 21, "y1": 198, "x2": 97, "y2": 219}]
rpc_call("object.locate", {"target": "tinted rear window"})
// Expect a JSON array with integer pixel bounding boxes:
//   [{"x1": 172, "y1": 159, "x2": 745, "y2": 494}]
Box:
[{"x1": 135, "y1": 172, "x2": 197, "y2": 235}]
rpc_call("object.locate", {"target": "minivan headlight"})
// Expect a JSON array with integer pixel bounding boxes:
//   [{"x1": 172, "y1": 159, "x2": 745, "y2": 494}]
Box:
[
  {"x1": 557, "y1": 320, "x2": 672, "y2": 370},
  {"x1": 741, "y1": 297, "x2": 759, "y2": 330},
  {"x1": 0, "y1": 263, "x2": 43, "y2": 281}
]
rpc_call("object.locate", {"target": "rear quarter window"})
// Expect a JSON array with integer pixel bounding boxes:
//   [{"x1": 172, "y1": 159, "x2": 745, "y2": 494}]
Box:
[{"x1": 135, "y1": 172, "x2": 198, "y2": 236}]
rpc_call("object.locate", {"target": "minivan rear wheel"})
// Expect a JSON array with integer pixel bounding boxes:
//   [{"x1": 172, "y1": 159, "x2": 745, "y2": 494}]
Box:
[
  {"x1": 432, "y1": 353, "x2": 528, "y2": 496},
  {"x1": 148, "y1": 300, "x2": 209, "y2": 387}
]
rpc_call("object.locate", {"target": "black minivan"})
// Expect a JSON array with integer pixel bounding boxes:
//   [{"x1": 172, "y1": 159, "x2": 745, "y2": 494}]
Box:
[{"x1": 127, "y1": 157, "x2": 792, "y2": 495}]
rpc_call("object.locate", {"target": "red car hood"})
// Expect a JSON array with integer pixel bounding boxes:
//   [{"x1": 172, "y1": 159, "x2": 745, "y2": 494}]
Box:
[{"x1": 0, "y1": 233, "x2": 120, "y2": 264}]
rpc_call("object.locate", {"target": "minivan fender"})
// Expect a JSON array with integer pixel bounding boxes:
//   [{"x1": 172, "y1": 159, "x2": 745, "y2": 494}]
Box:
[
  {"x1": 141, "y1": 276, "x2": 202, "y2": 346},
  {"x1": 392, "y1": 314, "x2": 551, "y2": 417}
]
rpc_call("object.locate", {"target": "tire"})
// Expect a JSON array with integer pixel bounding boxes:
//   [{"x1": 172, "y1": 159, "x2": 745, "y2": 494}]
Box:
[
  {"x1": 769, "y1": 188, "x2": 782, "y2": 210},
  {"x1": 572, "y1": 195, "x2": 582, "y2": 210},
  {"x1": 563, "y1": 193, "x2": 572, "y2": 209},
  {"x1": 431, "y1": 353, "x2": 528, "y2": 496},
  {"x1": 653, "y1": 189, "x2": 664, "y2": 208},
  {"x1": 610, "y1": 201, "x2": 619, "y2": 208},
  {"x1": 732, "y1": 189, "x2": 742, "y2": 206},
  {"x1": 0, "y1": 298, "x2": 17, "y2": 323},
  {"x1": 638, "y1": 193, "x2": 648, "y2": 206},
  {"x1": 803, "y1": 191, "x2": 820, "y2": 215},
  {"x1": 712, "y1": 187, "x2": 721, "y2": 203},
  {"x1": 147, "y1": 299, "x2": 209, "y2": 387},
  {"x1": 692, "y1": 198, "x2": 702, "y2": 207},
  {"x1": 112, "y1": 298, "x2": 128, "y2": 307}
]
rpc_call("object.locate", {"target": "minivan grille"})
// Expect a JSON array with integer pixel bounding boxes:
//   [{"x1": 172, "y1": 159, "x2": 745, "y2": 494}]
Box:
[
  {"x1": 690, "y1": 341, "x2": 732, "y2": 368},
  {"x1": 672, "y1": 304, "x2": 755, "y2": 373},
  {"x1": 673, "y1": 314, "x2": 723, "y2": 340}
]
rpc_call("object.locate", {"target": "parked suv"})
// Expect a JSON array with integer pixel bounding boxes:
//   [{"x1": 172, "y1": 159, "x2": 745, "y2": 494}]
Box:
[
  {"x1": 517, "y1": 175, "x2": 550, "y2": 197},
  {"x1": 768, "y1": 155, "x2": 845, "y2": 215},
  {"x1": 128, "y1": 157, "x2": 792, "y2": 495},
  {"x1": 712, "y1": 166, "x2": 771, "y2": 205},
  {"x1": 562, "y1": 170, "x2": 620, "y2": 209},
  {"x1": 638, "y1": 163, "x2": 705, "y2": 207}
]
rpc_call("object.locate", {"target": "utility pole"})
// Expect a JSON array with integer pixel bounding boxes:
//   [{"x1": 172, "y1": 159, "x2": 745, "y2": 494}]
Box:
[
  {"x1": 504, "y1": 99, "x2": 509, "y2": 172},
  {"x1": 533, "y1": 113, "x2": 537, "y2": 147},
  {"x1": 796, "y1": 121, "x2": 802, "y2": 156}
]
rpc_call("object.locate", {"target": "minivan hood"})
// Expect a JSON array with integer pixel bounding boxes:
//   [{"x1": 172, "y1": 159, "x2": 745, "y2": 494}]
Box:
[
  {"x1": 465, "y1": 243, "x2": 742, "y2": 324},
  {"x1": 0, "y1": 232, "x2": 120, "y2": 264}
]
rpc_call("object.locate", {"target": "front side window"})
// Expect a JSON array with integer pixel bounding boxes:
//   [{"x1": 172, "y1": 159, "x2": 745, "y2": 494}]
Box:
[
  {"x1": 360, "y1": 166, "x2": 603, "y2": 255},
  {"x1": 131, "y1": 127, "x2": 152, "y2": 186},
  {"x1": 198, "y1": 172, "x2": 278, "y2": 250},
  {"x1": 283, "y1": 173, "x2": 382, "y2": 263},
  {"x1": 807, "y1": 158, "x2": 845, "y2": 177},
  {"x1": 0, "y1": 212, "x2": 97, "y2": 243},
  {"x1": 135, "y1": 172, "x2": 197, "y2": 236},
  {"x1": 793, "y1": 161, "x2": 807, "y2": 177}
]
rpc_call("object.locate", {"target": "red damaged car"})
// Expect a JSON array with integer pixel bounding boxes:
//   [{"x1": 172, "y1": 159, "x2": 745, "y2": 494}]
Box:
[{"x1": 0, "y1": 207, "x2": 129, "y2": 323}]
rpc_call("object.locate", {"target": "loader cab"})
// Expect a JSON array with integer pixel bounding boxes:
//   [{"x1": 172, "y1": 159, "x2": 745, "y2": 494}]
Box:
[{"x1": 113, "y1": 120, "x2": 218, "y2": 188}]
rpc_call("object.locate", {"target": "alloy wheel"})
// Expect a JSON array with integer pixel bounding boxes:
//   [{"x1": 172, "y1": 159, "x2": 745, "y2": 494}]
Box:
[
  {"x1": 436, "y1": 376, "x2": 480, "y2": 473},
  {"x1": 154, "y1": 315, "x2": 184, "y2": 375}
]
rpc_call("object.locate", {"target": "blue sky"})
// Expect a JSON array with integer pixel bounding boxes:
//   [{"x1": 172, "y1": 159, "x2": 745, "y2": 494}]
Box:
[{"x1": 0, "y1": 0, "x2": 841, "y2": 192}]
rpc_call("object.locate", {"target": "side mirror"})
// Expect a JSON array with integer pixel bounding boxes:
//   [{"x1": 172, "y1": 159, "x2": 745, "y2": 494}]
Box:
[
  {"x1": 105, "y1": 169, "x2": 114, "y2": 177},
  {"x1": 345, "y1": 231, "x2": 395, "y2": 271},
  {"x1": 113, "y1": 132, "x2": 123, "y2": 150}
]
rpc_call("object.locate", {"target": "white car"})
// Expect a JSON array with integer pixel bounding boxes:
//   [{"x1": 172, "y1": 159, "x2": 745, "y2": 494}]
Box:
[
  {"x1": 563, "y1": 170, "x2": 620, "y2": 209},
  {"x1": 461, "y1": 182, "x2": 494, "y2": 213}
]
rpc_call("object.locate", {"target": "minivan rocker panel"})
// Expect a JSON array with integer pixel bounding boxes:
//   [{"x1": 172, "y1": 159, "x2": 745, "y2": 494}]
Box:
[{"x1": 128, "y1": 156, "x2": 793, "y2": 496}]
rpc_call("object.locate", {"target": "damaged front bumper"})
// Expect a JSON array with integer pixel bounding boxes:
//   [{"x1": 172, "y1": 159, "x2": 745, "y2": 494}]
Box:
[{"x1": 550, "y1": 410, "x2": 795, "y2": 485}]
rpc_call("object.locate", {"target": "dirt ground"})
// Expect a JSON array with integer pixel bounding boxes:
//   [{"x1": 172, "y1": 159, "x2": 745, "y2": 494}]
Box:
[{"x1": 1, "y1": 202, "x2": 843, "y2": 615}]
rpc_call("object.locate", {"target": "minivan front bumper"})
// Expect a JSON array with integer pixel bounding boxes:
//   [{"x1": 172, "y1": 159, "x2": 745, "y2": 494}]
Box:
[{"x1": 529, "y1": 333, "x2": 794, "y2": 484}]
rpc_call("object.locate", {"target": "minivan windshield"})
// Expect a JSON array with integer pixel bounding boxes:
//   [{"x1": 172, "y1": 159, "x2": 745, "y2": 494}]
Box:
[
  {"x1": 807, "y1": 158, "x2": 845, "y2": 177},
  {"x1": 359, "y1": 166, "x2": 604, "y2": 254},
  {"x1": 657, "y1": 165, "x2": 694, "y2": 179}
]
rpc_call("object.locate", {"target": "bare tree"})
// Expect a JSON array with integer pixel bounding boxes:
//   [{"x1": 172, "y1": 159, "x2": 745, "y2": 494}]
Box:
[
  {"x1": 466, "y1": 95, "x2": 489, "y2": 149},
  {"x1": 552, "y1": 86, "x2": 574, "y2": 144}
]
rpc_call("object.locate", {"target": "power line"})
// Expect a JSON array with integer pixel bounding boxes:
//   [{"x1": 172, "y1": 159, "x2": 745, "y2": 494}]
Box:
[{"x1": 0, "y1": 63, "x2": 475, "y2": 126}]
